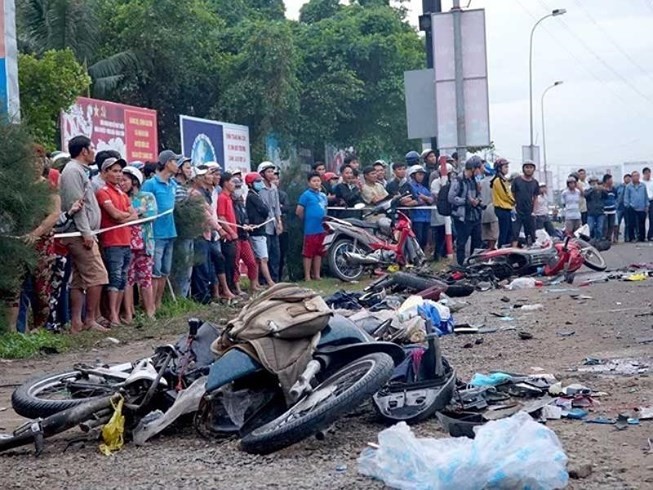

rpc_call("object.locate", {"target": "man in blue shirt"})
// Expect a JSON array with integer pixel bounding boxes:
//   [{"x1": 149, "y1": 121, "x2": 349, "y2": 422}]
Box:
[
  {"x1": 141, "y1": 149, "x2": 180, "y2": 307},
  {"x1": 624, "y1": 170, "x2": 649, "y2": 242},
  {"x1": 296, "y1": 171, "x2": 328, "y2": 282}
]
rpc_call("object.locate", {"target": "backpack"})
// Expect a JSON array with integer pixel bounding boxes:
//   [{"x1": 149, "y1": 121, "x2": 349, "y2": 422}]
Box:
[
  {"x1": 437, "y1": 178, "x2": 464, "y2": 217},
  {"x1": 215, "y1": 283, "x2": 332, "y2": 349}
]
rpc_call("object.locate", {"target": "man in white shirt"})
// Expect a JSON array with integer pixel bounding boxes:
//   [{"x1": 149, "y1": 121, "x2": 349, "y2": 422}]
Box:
[{"x1": 642, "y1": 167, "x2": 653, "y2": 241}]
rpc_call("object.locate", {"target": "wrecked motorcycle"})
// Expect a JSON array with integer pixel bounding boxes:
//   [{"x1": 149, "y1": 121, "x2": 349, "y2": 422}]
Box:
[
  {"x1": 2, "y1": 319, "x2": 217, "y2": 454},
  {"x1": 194, "y1": 314, "x2": 404, "y2": 454},
  {"x1": 323, "y1": 195, "x2": 426, "y2": 282},
  {"x1": 465, "y1": 226, "x2": 607, "y2": 280}
]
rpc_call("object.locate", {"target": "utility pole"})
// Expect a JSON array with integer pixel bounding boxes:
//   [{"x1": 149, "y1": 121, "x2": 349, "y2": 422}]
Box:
[
  {"x1": 452, "y1": 0, "x2": 466, "y2": 162},
  {"x1": 421, "y1": 0, "x2": 441, "y2": 154}
]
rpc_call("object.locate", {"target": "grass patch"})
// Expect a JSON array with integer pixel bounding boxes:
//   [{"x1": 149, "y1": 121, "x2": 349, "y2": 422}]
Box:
[{"x1": 0, "y1": 330, "x2": 70, "y2": 359}]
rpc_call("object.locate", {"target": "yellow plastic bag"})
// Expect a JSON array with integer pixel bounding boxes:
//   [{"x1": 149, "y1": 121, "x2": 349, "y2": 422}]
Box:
[
  {"x1": 625, "y1": 273, "x2": 647, "y2": 282},
  {"x1": 99, "y1": 396, "x2": 125, "y2": 455}
]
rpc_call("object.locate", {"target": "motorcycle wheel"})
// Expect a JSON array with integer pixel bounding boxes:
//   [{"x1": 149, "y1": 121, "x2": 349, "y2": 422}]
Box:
[
  {"x1": 327, "y1": 239, "x2": 365, "y2": 282},
  {"x1": 12, "y1": 371, "x2": 119, "y2": 419},
  {"x1": 239, "y1": 353, "x2": 394, "y2": 454},
  {"x1": 577, "y1": 240, "x2": 607, "y2": 271}
]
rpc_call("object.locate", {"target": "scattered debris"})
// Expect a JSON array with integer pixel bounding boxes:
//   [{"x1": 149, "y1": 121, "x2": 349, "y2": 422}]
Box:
[
  {"x1": 518, "y1": 331, "x2": 533, "y2": 340},
  {"x1": 556, "y1": 330, "x2": 575, "y2": 337},
  {"x1": 569, "y1": 463, "x2": 593, "y2": 480}
]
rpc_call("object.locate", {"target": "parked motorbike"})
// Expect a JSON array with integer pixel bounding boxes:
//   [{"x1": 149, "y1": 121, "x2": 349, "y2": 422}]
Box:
[
  {"x1": 194, "y1": 314, "x2": 404, "y2": 454},
  {"x1": 323, "y1": 195, "x2": 425, "y2": 282},
  {"x1": 2, "y1": 319, "x2": 217, "y2": 454},
  {"x1": 465, "y1": 226, "x2": 607, "y2": 280}
]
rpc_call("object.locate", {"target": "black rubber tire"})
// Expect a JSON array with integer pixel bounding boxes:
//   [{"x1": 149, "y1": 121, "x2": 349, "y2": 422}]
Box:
[
  {"x1": 390, "y1": 271, "x2": 446, "y2": 292},
  {"x1": 577, "y1": 240, "x2": 607, "y2": 272},
  {"x1": 12, "y1": 371, "x2": 115, "y2": 419},
  {"x1": 327, "y1": 238, "x2": 365, "y2": 282},
  {"x1": 239, "y1": 353, "x2": 394, "y2": 454}
]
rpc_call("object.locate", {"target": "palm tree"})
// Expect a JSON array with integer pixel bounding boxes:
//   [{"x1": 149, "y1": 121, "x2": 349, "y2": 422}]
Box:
[{"x1": 17, "y1": 0, "x2": 138, "y2": 97}]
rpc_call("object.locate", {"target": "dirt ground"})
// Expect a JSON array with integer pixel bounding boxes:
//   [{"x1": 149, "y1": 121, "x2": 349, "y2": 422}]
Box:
[{"x1": 1, "y1": 243, "x2": 652, "y2": 489}]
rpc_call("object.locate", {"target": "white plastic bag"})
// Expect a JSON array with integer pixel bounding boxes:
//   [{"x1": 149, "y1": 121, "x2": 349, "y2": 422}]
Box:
[
  {"x1": 506, "y1": 277, "x2": 540, "y2": 290},
  {"x1": 358, "y1": 412, "x2": 569, "y2": 490}
]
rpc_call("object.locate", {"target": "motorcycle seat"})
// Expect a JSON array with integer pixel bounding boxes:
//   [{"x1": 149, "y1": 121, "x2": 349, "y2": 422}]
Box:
[{"x1": 345, "y1": 218, "x2": 379, "y2": 229}]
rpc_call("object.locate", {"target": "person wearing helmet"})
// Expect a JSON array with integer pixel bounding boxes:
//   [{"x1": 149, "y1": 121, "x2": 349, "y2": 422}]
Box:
[
  {"x1": 245, "y1": 172, "x2": 275, "y2": 287},
  {"x1": 407, "y1": 165, "x2": 434, "y2": 250},
  {"x1": 405, "y1": 150, "x2": 420, "y2": 166},
  {"x1": 430, "y1": 162, "x2": 454, "y2": 261},
  {"x1": 561, "y1": 175, "x2": 582, "y2": 235},
  {"x1": 490, "y1": 158, "x2": 515, "y2": 247},
  {"x1": 510, "y1": 160, "x2": 539, "y2": 246},
  {"x1": 448, "y1": 159, "x2": 483, "y2": 265},
  {"x1": 120, "y1": 166, "x2": 157, "y2": 321},
  {"x1": 257, "y1": 161, "x2": 282, "y2": 282},
  {"x1": 479, "y1": 163, "x2": 499, "y2": 250},
  {"x1": 421, "y1": 149, "x2": 438, "y2": 184}
]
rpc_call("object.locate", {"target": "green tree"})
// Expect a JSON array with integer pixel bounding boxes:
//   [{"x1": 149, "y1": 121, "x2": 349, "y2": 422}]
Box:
[
  {"x1": 295, "y1": 4, "x2": 424, "y2": 162},
  {"x1": 299, "y1": 0, "x2": 341, "y2": 23},
  {"x1": 215, "y1": 19, "x2": 300, "y2": 162},
  {"x1": 0, "y1": 124, "x2": 52, "y2": 330},
  {"x1": 18, "y1": 49, "x2": 91, "y2": 147},
  {"x1": 95, "y1": 0, "x2": 226, "y2": 149},
  {"x1": 17, "y1": 0, "x2": 138, "y2": 97}
]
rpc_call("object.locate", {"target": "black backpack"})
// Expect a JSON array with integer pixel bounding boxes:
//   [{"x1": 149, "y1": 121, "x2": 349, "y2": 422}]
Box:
[{"x1": 437, "y1": 183, "x2": 452, "y2": 216}]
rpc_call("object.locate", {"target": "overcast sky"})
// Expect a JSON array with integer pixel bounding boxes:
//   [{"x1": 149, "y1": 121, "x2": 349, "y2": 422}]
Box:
[{"x1": 284, "y1": 0, "x2": 653, "y2": 170}]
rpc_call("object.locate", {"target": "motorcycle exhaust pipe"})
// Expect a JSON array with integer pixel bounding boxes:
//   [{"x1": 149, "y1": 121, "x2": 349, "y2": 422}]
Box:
[
  {"x1": 289, "y1": 360, "x2": 321, "y2": 402},
  {"x1": 343, "y1": 252, "x2": 381, "y2": 266}
]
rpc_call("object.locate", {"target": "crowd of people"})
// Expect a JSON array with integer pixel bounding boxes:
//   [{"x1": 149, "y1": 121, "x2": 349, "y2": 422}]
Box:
[
  {"x1": 10, "y1": 137, "x2": 653, "y2": 333},
  {"x1": 11, "y1": 136, "x2": 291, "y2": 333}
]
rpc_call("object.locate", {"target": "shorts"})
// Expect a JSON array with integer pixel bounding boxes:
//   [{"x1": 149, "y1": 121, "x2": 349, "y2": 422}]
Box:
[
  {"x1": 62, "y1": 236, "x2": 108, "y2": 289},
  {"x1": 153, "y1": 238, "x2": 174, "y2": 277},
  {"x1": 481, "y1": 221, "x2": 499, "y2": 241},
  {"x1": 103, "y1": 246, "x2": 131, "y2": 292},
  {"x1": 302, "y1": 233, "x2": 326, "y2": 259},
  {"x1": 250, "y1": 235, "x2": 269, "y2": 260},
  {"x1": 128, "y1": 249, "x2": 153, "y2": 288}
]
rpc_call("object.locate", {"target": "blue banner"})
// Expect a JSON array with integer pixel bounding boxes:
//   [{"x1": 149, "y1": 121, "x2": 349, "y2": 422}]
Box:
[{"x1": 180, "y1": 115, "x2": 224, "y2": 167}]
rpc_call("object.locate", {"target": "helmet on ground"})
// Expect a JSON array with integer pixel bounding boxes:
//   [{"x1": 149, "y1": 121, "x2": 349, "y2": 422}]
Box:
[
  {"x1": 405, "y1": 150, "x2": 420, "y2": 164},
  {"x1": 245, "y1": 172, "x2": 262, "y2": 186},
  {"x1": 407, "y1": 164, "x2": 426, "y2": 178},
  {"x1": 257, "y1": 161, "x2": 276, "y2": 174}
]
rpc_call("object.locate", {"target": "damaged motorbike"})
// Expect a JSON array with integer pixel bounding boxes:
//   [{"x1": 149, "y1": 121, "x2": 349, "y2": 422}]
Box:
[{"x1": 323, "y1": 194, "x2": 425, "y2": 282}]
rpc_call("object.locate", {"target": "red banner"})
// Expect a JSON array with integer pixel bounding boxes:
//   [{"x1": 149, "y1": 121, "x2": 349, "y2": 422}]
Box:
[{"x1": 61, "y1": 97, "x2": 158, "y2": 162}]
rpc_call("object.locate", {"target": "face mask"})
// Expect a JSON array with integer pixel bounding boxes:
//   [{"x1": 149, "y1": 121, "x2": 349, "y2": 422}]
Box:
[
  {"x1": 233, "y1": 188, "x2": 244, "y2": 200},
  {"x1": 475, "y1": 174, "x2": 483, "y2": 183},
  {"x1": 253, "y1": 181, "x2": 264, "y2": 192}
]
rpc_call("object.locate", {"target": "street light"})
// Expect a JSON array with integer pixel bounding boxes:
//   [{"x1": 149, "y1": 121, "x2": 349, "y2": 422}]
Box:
[
  {"x1": 529, "y1": 8, "x2": 567, "y2": 162},
  {"x1": 541, "y1": 81, "x2": 563, "y2": 188}
]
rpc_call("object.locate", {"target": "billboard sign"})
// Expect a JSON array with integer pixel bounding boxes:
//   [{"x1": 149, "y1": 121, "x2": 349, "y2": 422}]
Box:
[
  {"x1": 431, "y1": 9, "x2": 490, "y2": 149},
  {"x1": 0, "y1": 0, "x2": 20, "y2": 119},
  {"x1": 61, "y1": 97, "x2": 158, "y2": 162},
  {"x1": 180, "y1": 115, "x2": 250, "y2": 173}
]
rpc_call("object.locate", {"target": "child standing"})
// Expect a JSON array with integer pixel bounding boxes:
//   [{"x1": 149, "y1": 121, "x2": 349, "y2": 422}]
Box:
[
  {"x1": 296, "y1": 171, "x2": 328, "y2": 282},
  {"x1": 561, "y1": 176, "x2": 582, "y2": 235}
]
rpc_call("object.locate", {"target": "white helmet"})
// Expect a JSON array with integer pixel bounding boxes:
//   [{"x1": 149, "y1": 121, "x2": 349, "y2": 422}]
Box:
[
  {"x1": 122, "y1": 166, "x2": 144, "y2": 186},
  {"x1": 257, "y1": 161, "x2": 276, "y2": 174},
  {"x1": 407, "y1": 164, "x2": 426, "y2": 178}
]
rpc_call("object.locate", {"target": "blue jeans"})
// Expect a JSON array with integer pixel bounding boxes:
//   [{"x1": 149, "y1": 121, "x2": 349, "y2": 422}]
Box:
[
  {"x1": 265, "y1": 234, "x2": 281, "y2": 282},
  {"x1": 172, "y1": 238, "x2": 194, "y2": 298},
  {"x1": 495, "y1": 208, "x2": 513, "y2": 247},
  {"x1": 587, "y1": 214, "x2": 605, "y2": 240},
  {"x1": 103, "y1": 246, "x2": 131, "y2": 292}
]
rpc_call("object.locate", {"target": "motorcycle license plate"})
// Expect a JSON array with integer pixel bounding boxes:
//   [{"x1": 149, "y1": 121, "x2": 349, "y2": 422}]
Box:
[{"x1": 323, "y1": 234, "x2": 334, "y2": 247}]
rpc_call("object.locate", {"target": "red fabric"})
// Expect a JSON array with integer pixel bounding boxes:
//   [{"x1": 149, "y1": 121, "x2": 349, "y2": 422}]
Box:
[
  {"x1": 302, "y1": 232, "x2": 326, "y2": 258},
  {"x1": 48, "y1": 169, "x2": 60, "y2": 189},
  {"x1": 234, "y1": 239, "x2": 259, "y2": 285},
  {"x1": 96, "y1": 183, "x2": 132, "y2": 247},
  {"x1": 217, "y1": 192, "x2": 238, "y2": 239}
]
